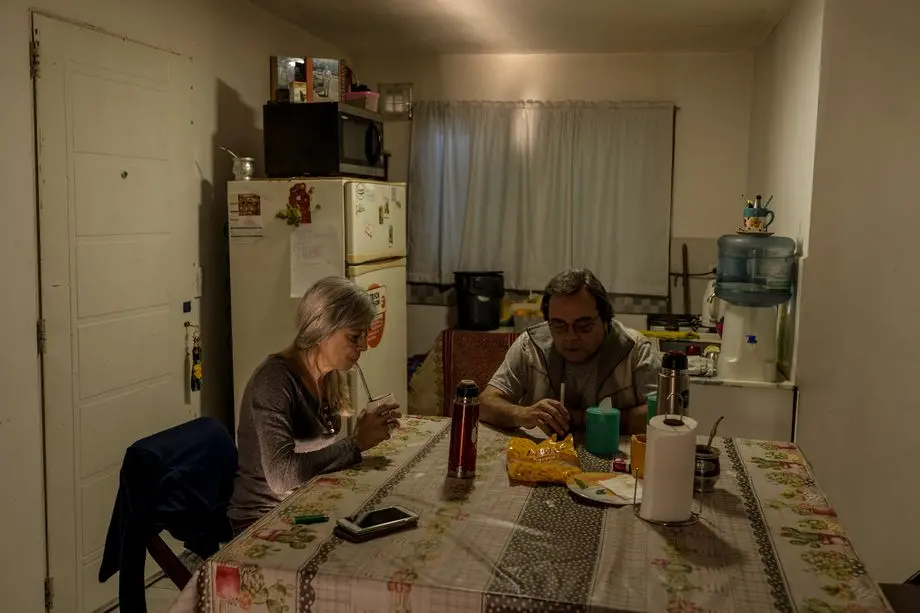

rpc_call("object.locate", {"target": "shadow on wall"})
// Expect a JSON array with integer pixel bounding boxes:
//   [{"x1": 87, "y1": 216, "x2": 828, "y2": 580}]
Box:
[{"x1": 197, "y1": 79, "x2": 262, "y2": 430}]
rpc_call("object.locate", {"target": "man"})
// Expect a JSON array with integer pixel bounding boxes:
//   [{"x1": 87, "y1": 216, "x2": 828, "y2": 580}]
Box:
[{"x1": 481, "y1": 269, "x2": 660, "y2": 437}]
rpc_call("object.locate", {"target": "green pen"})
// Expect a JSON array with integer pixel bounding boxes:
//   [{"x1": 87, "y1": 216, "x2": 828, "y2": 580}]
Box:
[{"x1": 293, "y1": 514, "x2": 329, "y2": 525}]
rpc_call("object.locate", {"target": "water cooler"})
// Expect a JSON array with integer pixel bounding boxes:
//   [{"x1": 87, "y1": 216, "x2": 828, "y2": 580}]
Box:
[{"x1": 715, "y1": 234, "x2": 796, "y2": 382}]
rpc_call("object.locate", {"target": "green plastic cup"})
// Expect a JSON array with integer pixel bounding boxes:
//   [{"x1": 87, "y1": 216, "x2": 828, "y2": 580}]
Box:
[
  {"x1": 646, "y1": 392, "x2": 658, "y2": 424},
  {"x1": 585, "y1": 406, "x2": 620, "y2": 456}
]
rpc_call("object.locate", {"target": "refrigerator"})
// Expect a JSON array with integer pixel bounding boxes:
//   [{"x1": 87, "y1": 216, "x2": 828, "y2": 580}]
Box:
[{"x1": 227, "y1": 178, "x2": 408, "y2": 435}]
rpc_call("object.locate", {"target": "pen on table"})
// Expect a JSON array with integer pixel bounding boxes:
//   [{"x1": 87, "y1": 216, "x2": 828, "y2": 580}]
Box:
[{"x1": 293, "y1": 514, "x2": 329, "y2": 525}]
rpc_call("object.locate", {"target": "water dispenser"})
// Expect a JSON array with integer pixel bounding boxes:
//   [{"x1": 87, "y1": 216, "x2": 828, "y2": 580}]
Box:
[
  {"x1": 715, "y1": 234, "x2": 796, "y2": 382},
  {"x1": 715, "y1": 234, "x2": 796, "y2": 306}
]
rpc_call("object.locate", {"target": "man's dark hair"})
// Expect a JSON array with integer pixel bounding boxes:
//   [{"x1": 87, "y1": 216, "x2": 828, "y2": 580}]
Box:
[{"x1": 540, "y1": 269, "x2": 614, "y2": 324}]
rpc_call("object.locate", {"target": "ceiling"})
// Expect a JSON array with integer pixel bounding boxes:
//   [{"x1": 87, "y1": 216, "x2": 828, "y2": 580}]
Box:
[{"x1": 252, "y1": 0, "x2": 793, "y2": 54}]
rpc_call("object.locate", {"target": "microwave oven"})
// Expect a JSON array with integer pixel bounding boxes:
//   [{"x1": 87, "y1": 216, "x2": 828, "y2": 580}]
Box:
[{"x1": 263, "y1": 102, "x2": 385, "y2": 179}]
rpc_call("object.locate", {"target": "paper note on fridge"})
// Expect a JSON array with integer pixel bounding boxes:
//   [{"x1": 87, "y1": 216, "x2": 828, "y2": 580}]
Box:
[{"x1": 290, "y1": 223, "x2": 342, "y2": 298}]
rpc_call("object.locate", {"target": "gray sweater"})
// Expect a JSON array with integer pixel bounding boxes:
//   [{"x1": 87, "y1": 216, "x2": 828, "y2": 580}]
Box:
[{"x1": 227, "y1": 355, "x2": 362, "y2": 522}]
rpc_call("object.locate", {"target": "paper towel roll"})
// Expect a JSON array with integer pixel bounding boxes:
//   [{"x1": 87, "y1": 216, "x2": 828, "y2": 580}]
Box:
[{"x1": 639, "y1": 414, "x2": 698, "y2": 523}]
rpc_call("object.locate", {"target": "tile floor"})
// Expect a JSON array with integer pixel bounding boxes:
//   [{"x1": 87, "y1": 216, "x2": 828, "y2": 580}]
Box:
[
  {"x1": 102, "y1": 536, "x2": 195, "y2": 612},
  {"x1": 106, "y1": 577, "x2": 180, "y2": 613}
]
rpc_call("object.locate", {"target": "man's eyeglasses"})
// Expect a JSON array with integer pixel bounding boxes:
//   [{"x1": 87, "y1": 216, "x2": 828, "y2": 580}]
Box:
[{"x1": 548, "y1": 316, "x2": 600, "y2": 335}]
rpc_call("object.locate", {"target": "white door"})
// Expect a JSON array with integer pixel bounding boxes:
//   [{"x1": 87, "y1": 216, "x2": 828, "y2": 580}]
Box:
[
  {"x1": 344, "y1": 181, "x2": 407, "y2": 264},
  {"x1": 347, "y1": 260, "x2": 408, "y2": 417},
  {"x1": 34, "y1": 14, "x2": 196, "y2": 612}
]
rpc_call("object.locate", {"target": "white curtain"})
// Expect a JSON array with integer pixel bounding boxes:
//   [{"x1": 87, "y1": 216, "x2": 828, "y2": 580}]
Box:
[{"x1": 408, "y1": 101, "x2": 674, "y2": 295}]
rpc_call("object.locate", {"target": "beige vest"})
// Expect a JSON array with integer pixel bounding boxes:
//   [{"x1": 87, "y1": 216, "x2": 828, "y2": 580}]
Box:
[{"x1": 516, "y1": 320, "x2": 651, "y2": 411}]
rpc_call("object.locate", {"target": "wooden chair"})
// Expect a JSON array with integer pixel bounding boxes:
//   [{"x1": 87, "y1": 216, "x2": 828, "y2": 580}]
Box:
[
  {"x1": 99, "y1": 418, "x2": 236, "y2": 610},
  {"x1": 441, "y1": 329, "x2": 519, "y2": 415},
  {"x1": 880, "y1": 571, "x2": 920, "y2": 613},
  {"x1": 148, "y1": 535, "x2": 193, "y2": 589}
]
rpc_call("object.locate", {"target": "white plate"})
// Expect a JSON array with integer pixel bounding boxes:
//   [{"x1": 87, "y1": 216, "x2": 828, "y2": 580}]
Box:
[{"x1": 566, "y1": 472, "x2": 634, "y2": 506}]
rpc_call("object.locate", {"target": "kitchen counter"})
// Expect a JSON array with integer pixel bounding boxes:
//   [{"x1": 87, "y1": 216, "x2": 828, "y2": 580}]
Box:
[
  {"x1": 690, "y1": 375, "x2": 796, "y2": 390},
  {"x1": 688, "y1": 376, "x2": 797, "y2": 442}
]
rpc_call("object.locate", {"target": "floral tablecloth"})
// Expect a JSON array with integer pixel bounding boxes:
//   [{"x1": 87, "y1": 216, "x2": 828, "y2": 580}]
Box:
[{"x1": 185, "y1": 417, "x2": 891, "y2": 613}]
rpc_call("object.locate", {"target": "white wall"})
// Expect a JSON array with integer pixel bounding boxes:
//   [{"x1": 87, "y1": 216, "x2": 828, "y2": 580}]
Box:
[
  {"x1": 407, "y1": 304, "x2": 454, "y2": 357},
  {"x1": 352, "y1": 53, "x2": 754, "y2": 353},
  {"x1": 747, "y1": 0, "x2": 824, "y2": 254},
  {"x1": 0, "y1": 1, "x2": 338, "y2": 610},
  {"x1": 796, "y1": 0, "x2": 920, "y2": 582},
  {"x1": 746, "y1": 0, "x2": 825, "y2": 380}
]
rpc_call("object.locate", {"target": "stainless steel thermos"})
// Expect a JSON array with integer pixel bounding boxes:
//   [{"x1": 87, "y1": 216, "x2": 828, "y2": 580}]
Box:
[{"x1": 657, "y1": 351, "x2": 690, "y2": 418}]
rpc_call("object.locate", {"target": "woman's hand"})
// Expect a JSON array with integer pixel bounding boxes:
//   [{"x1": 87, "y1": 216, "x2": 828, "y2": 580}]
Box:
[{"x1": 353, "y1": 403, "x2": 402, "y2": 452}]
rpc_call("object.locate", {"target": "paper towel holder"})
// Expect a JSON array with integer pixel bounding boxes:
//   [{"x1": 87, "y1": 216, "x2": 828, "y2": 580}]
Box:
[{"x1": 631, "y1": 468, "x2": 701, "y2": 527}]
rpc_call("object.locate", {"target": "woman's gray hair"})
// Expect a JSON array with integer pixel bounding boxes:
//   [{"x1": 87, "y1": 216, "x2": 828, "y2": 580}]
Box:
[
  {"x1": 294, "y1": 276, "x2": 376, "y2": 352},
  {"x1": 289, "y1": 276, "x2": 376, "y2": 415}
]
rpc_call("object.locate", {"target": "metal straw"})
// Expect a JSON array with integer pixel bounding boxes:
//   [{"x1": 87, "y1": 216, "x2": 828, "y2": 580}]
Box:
[
  {"x1": 355, "y1": 362, "x2": 373, "y2": 401},
  {"x1": 706, "y1": 416, "x2": 725, "y2": 449}
]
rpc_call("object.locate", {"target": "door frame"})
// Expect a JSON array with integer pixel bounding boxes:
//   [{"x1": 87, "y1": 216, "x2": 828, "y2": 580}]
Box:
[{"x1": 31, "y1": 11, "x2": 196, "y2": 610}]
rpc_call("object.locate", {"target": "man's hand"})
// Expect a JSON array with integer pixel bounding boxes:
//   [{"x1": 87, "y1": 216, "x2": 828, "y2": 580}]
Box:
[{"x1": 517, "y1": 399, "x2": 570, "y2": 436}]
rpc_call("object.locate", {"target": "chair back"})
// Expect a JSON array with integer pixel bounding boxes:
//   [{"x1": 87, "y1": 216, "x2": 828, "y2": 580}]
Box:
[
  {"x1": 441, "y1": 329, "x2": 519, "y2": 416},
  {"x1": 100, "y1": 417, "x2": 238, "y2": 608},
  {"x1": 128, "y1": 417, "x2": 237, "y2": 541}
]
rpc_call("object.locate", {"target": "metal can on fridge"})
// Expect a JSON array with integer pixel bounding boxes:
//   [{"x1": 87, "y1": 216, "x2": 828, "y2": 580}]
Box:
[{"x1": 448, "y1": 379, "x2": 480, "y2": 478}]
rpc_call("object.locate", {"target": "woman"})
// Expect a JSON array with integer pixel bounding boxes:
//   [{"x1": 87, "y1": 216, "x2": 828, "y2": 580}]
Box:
[{"x1": 228, "y1": 276, "x2": 400, "y2": 528}]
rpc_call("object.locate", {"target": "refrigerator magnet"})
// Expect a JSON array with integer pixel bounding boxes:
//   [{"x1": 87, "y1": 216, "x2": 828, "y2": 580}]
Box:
[
  {"x1": 366, "y1": 284, "x2": 387, "y2": 349},
  {"x1": 355, "y1": 183, "x2": 366, "y2": 214},
  {"x1": 365, "y1": 223, "x2": 374, "y2": 238},
  {"x1": 388, "y1": 226, "x2": 394, "y2": 246},
  {"x1": 287, "y1": 183, "x2": 313, "y2": 225},
  {"x1": 383, "y1": 199, "x2": 390, "y2": 217},
  {"x1": 378, "y1": 206, "x2": 384, "y2": 225}
]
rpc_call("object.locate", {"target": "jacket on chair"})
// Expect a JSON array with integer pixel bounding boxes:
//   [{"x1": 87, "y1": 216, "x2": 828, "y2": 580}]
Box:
[{"x1": 99, "y1": 417, "x2": 237, "y2": 612}]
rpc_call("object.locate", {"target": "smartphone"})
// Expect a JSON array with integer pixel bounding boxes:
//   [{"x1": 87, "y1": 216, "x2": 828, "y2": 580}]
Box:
[{"x1": 334, "y1": 505, "x2": 419, "y2": 543}]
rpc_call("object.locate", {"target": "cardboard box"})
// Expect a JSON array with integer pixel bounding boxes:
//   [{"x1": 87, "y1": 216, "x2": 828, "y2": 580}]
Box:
[{"x1": 270, "y1": 56, "x2": 347, "y2": 103}]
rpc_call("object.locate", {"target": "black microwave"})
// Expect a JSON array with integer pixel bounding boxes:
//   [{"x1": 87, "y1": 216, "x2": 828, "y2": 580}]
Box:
[{"x1": 263, "y1": 102, "x2": 385, "y2": 179}]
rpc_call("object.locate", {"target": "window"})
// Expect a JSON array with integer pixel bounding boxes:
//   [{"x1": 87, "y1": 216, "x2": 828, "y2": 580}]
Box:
[
  {"x1": 407, "y1": 101, "x2": 675, "y2": 297},
  {"x1": 378, "y1": 82, "x2": 413, "y2": 121}
]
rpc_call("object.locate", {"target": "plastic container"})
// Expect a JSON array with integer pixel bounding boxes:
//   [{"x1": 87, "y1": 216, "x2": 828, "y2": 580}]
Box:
[
  {"x1": 585, "y1": 407, "x2": 620, "y2": 456},
  {"x1": 715, "y1": 234, "x2": 796, "y2": 306},
  {"x1": 455, "y1": 272, "x2": 504, "y2": 331},
  {"x1": 499, "y1": 297, "x2": 514, "y2": 326},
  {"x1": 646, "y1": 391, "x2": 658, "y2": 423},
  {"x1": 345, "y1": 91, "x2": 380, "y2": 112}
]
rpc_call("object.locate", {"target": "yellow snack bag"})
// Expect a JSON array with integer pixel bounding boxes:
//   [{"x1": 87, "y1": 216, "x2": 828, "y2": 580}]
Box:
[{"x1": 507, "y1": 435, "x2": 583, "y2": 484}]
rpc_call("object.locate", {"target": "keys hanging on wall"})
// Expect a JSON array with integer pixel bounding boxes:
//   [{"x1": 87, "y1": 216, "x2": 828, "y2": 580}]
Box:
[{"x1": 185, "y1": 322, "x2": 202, "y2": 393}]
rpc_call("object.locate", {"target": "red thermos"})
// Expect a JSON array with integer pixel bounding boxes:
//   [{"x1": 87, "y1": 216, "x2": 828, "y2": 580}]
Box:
[{"x1": 448, "y1": 379, "x2": 480, "y2": 478}]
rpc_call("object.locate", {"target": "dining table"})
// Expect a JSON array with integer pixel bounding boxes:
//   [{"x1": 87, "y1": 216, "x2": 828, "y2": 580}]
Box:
[{"x1": 168, "y1": 416, "x2": 892, "y2": 613}]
